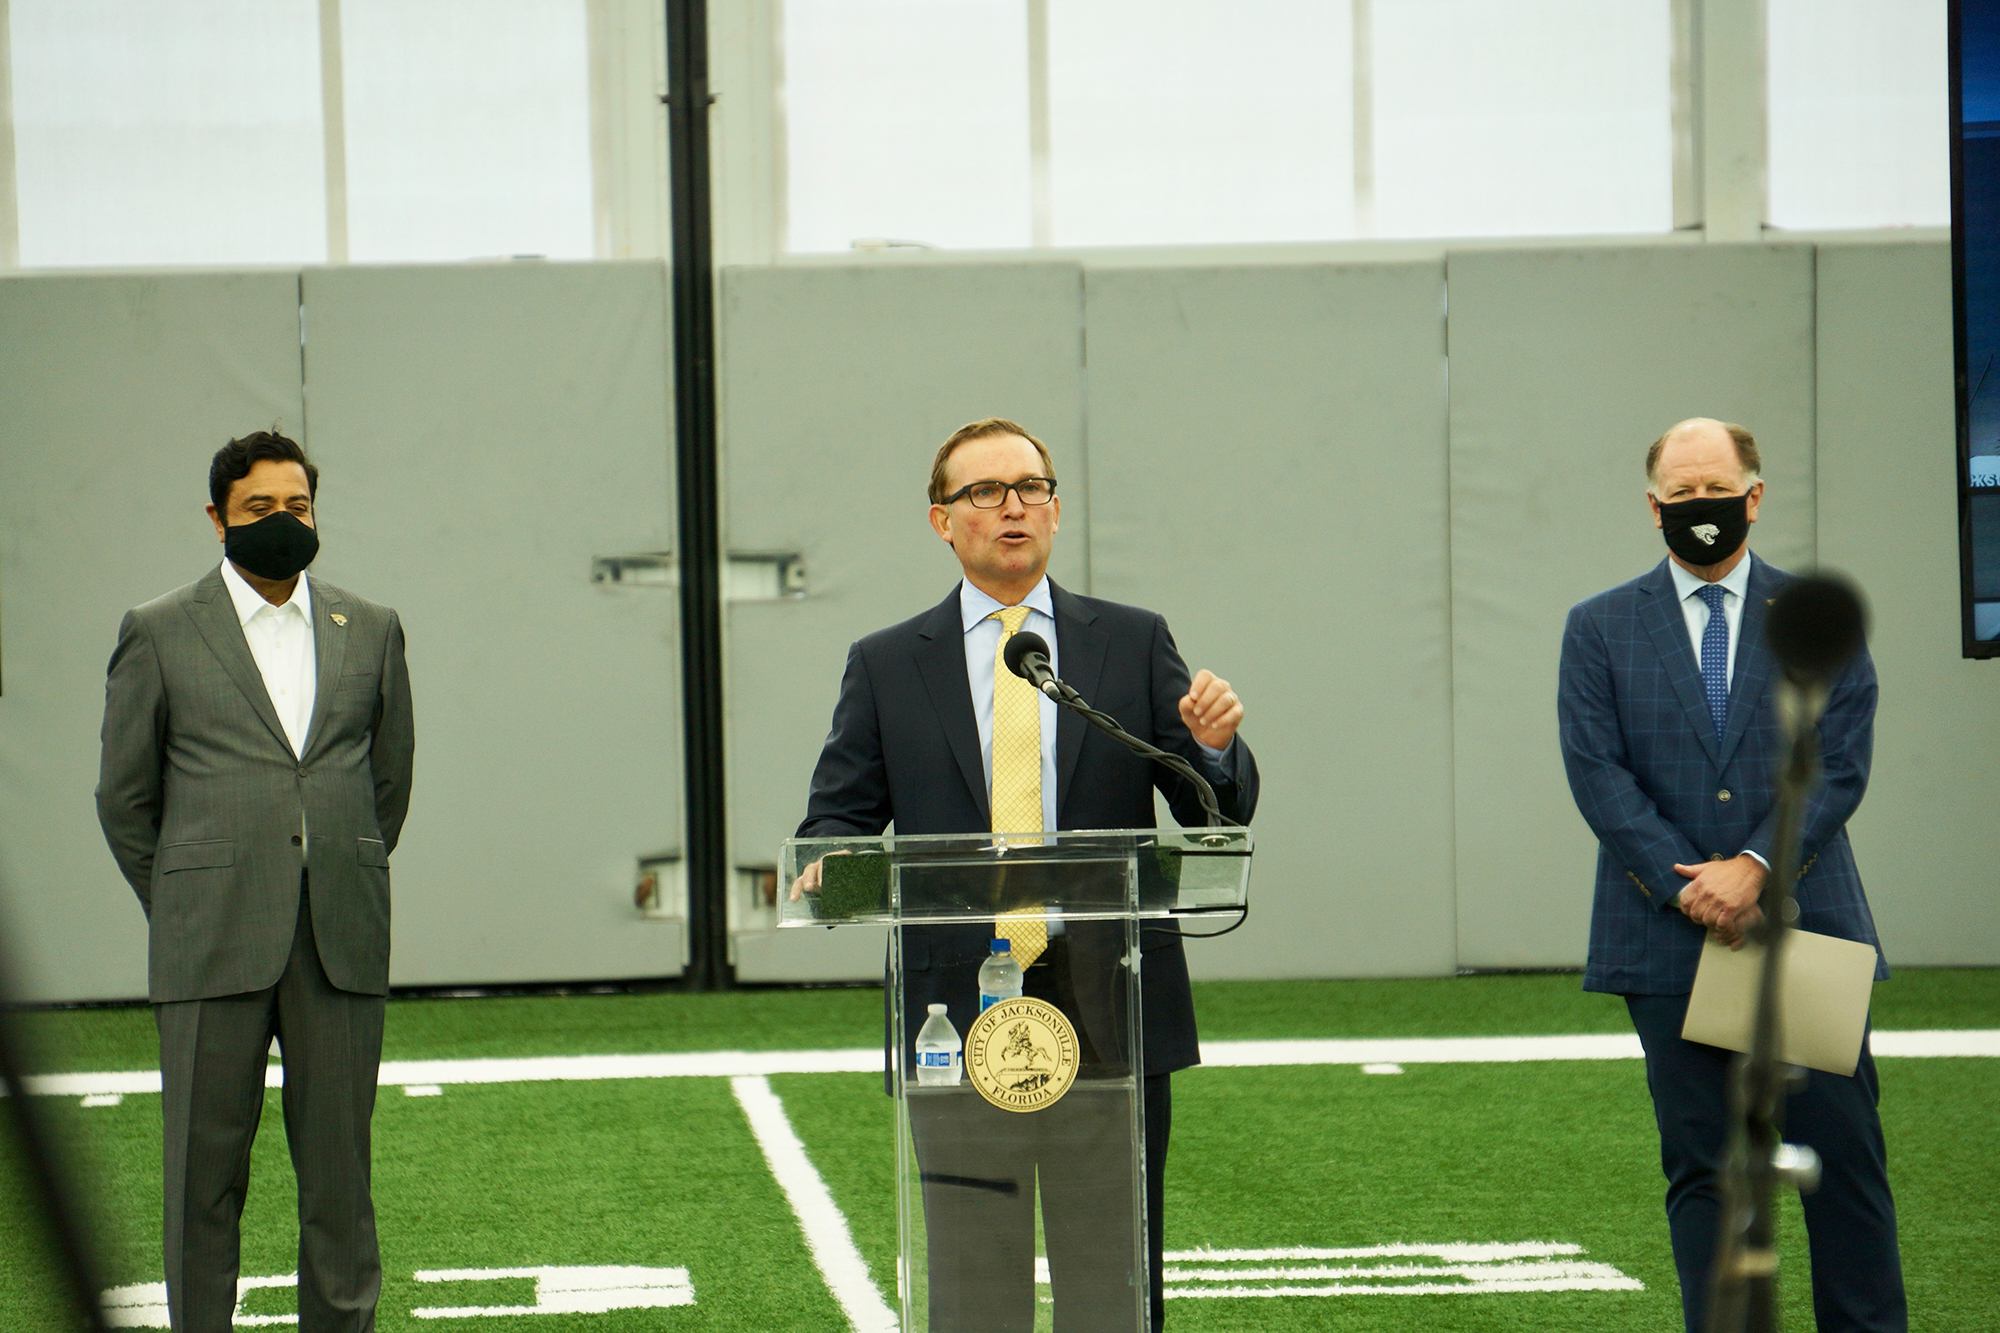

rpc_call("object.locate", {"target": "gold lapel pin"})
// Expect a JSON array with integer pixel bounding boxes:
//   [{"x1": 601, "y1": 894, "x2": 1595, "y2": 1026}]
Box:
[{"x1": 330, "y1": 613, "x2": 347, "y2": 626}]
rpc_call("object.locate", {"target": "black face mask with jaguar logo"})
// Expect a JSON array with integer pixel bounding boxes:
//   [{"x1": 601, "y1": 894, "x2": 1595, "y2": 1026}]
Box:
[{"x1": 1656, "y1": 492, "x2": 1751, "y2": 568}]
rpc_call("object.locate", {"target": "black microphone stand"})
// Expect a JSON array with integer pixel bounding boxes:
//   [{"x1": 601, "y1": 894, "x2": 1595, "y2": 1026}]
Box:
[
  {"x1": 1704, "y1": 676, "x2": 1826, "y2": 1333},
  {"x1": 1705, "y1": 573, "x2": 1864, "y2": 1333}
]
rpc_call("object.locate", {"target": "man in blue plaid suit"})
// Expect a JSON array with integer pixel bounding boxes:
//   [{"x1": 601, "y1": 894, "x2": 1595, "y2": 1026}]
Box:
[{"x1": 1559, "y1": 418, "x2": 1905, "y2": 1333}]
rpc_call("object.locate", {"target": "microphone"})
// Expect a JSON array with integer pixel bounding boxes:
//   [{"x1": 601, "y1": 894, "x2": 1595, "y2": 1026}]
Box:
[
  {"x1": 1765, "y1": 573, "x2": 1868, "y2": 685},
  {"x1": 1002, "y1": 630, "x2": 1062, "y2": 697}
]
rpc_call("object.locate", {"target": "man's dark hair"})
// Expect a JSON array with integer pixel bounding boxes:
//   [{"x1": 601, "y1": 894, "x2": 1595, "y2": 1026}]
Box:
[{"x1": 209, "y1": 431, "x2": 319, "y2": 514}]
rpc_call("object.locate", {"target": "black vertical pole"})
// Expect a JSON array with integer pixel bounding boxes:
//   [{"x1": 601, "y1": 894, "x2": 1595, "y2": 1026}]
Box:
[{"x1": 664, "y1": 0, "x2": 730, "y2": 989}]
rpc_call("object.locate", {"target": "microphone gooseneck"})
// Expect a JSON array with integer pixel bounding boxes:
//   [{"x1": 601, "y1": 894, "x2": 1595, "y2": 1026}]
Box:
[{"x1": 1002, "y1": 627, "x2": 1235, "y2": 829}]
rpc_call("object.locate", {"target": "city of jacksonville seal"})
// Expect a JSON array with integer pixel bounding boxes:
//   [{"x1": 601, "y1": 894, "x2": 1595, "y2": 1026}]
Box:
[{"x1": 965, "y1": 997, "x2": 1080, "y2": 1112}]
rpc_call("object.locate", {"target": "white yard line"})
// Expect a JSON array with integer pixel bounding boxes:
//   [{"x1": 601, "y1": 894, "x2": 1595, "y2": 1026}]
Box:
[
  {"x1": 1163, "y1": 1242, "x2": 1589, "y2": 1262},
  {"x1": 21, "y1": 1029, "x2": 1998, "y2": 1098},
  {"x1": 729, "y1": 1075, "x2": 899, "y2": 1333}
]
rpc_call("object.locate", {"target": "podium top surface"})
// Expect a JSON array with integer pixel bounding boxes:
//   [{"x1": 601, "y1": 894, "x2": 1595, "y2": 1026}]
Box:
[{"x1": 779, "y1": 827, "x2": 1252, "y2": 927}]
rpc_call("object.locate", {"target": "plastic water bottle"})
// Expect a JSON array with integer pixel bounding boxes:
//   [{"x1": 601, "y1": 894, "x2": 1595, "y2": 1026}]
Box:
[
  {"x1": 978, "y1": 939, "x2": 1024, "y2": 1011},
  {"x1": 914, "y1": 1004, "x2": 962, "y2": 1086}
]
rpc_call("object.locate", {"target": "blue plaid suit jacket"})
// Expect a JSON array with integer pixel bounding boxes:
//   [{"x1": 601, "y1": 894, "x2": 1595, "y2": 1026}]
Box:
[{"x1": 1559, "y1": 556, "x2": 1887, "y2": 995}]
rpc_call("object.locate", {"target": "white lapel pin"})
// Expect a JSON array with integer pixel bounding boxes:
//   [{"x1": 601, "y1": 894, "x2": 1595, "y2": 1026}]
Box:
[{"x1": 330, "y1": 613, "x2": 347, "y2": 626}]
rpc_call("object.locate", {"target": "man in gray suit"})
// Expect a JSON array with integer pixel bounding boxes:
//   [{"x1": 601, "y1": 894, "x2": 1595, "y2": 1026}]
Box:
[{"x1": 97, "y1": 431, "x2": 414, "y2": 1333}]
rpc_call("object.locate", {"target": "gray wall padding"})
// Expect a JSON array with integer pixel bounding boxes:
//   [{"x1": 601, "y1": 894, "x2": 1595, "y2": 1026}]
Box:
[
  {"x1": 1817, "y1": 243, "x2": 2000, "y2": 966},
  {"x1": 719, "y1": 261, "x2": 1087, "y2": 981},
  {"x1": 1444, "y1": 244, "x2": 1820, "y2": 970},
  {"x1": 0, "y1": 271, "x2": 306, "y2": 1002},
  {"x1": 1081, "y1": 262, "x2": 1456, "y2": 978},
  {"x1": 0, "y1": 239, "x2": 1986, "y2": 1001},
  {"x1": 299, "y1": 262, "x2": 687, "y2": 987}
]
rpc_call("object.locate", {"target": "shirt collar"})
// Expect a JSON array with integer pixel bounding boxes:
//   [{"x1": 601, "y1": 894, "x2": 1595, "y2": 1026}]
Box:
[
  {"x1": 1668, "y1": 550, "x2": 1754, "y2": 604},
  {"x1": 959, "y1": 575, "x2": 1054, "y2": 633},
  {"x1": 219, "y1": 558, "x2": 312, "y2": 626}
]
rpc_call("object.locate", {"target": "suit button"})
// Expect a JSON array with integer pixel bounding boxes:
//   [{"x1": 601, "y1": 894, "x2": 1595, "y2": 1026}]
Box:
[
  {"x1": 1717, "y1": 789, "x2": 1732, "y2": 802},
  {"x1": 1709, "y1": 853, "x2": 1726, "y2": 862},
  {"x1": 291, "y1": 835, "x2": 303, "y2": 846},
  {"x1": 297, "y1": 767, "x2": 308, "y2": 778}
]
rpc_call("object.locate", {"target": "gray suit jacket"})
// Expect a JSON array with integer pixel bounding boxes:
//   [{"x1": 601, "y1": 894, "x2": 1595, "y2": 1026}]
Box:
[{"x1": 96, "y1": 567, "x2": 415, "y2": 1002}]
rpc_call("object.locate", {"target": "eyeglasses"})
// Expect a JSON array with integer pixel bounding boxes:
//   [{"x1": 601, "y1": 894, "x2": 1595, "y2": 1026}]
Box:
[{"x1": 943, "y1": 477, "x2": 1058, "y2": 508}]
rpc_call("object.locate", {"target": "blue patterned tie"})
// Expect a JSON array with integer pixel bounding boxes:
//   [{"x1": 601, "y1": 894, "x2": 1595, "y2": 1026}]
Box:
[{"x1": 1697, "y1": 583, "x2": 1730, "y2": 738}]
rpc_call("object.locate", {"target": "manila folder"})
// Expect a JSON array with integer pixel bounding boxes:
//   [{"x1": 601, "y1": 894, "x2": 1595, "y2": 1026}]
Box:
[{"x1": 1681, "y1": 928, "x2": 1878, "y2": 1077}]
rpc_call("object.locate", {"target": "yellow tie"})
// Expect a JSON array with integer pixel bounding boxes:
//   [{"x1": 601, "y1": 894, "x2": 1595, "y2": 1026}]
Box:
[{"x1": 989, "y1": 605, "x2": 1048, "y2": 967}]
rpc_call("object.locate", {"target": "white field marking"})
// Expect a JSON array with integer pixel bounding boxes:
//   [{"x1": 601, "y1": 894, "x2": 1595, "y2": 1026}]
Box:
[
  {"x1": 1154, "y1": 1242, "x2": 1642, "y2": 1299},
  {"x1": 731, "y1": 1075, "x2": 898, "y2": 1333},
  {"x1": 101, "y1": 1272, "x2": 299, "y2": 1328},
  {"x1": 1169, "y1": 1261, "x2": 1629, "y2": 1282},
  {"x1": 1204, "y1": 1035, "x2": 1645, "y2": 1065},
  {"x1": 1360, "y1": 1063, "x2": 1404, "y2": 1075},
  {"x1": 1165, "y1": 1243, "x2": 1585, "y2": 1262},
  {"x1": 411, "y1": 1265, "x2": 693, "y2": 1317},
  {"x1": 403, "y1": 1084, "x2": 443, "y2": 1097},
  {"x1": 100, "y1": 1281, "x2": 170, "y2": 1329},
  {"x1": 81, "y1": 1093, "x2": 124, "y2": 1107},
  {"x1": 24, "y1": 1029, "x2": 1999, "y2": 1098},
  {"x1": 1171, "y1": 1276, "x2": 1643, "y2": 1298}
]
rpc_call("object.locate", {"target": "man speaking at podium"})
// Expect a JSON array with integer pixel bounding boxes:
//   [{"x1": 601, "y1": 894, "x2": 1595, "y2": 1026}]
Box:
[
  {"x1": 1558, "y1": 418, "x2": 1903, "y2": 1333},
  {"x1": 795, "y1": 418, "x2": 1258, "y2": 1331}
]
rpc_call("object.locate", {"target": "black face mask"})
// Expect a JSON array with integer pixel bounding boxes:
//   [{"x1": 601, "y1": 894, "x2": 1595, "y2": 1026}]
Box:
[
  {"x1": 1656, "y1": 492, "x2": 1751, "y2": 568},
  {"x1": 224, "y1": 511, "x2": 320, "y2": 581}
]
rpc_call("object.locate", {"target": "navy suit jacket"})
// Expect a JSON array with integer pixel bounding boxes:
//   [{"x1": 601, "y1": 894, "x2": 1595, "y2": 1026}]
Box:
[
  {"x1": 1559, "y1": 556, "x2": 1885, "y2": 996},
  {"x1": 799, "y1": 579, "x2": 1259, "y2": 1076}
]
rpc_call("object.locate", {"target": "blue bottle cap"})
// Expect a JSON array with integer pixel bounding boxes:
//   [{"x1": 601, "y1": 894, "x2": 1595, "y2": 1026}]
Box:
[{"x1": 991, "y1": 939, "x2": 1011, "y2": 952}]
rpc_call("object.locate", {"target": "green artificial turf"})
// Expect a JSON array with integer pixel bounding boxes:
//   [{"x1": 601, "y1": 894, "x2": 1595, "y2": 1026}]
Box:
[
  {"x1": 1188, "y1": 966, "x2": 2000, "y2": 1041},
  {"x1": 3, "y1": 971, "x2": 1996, "y2": 1331},
  {"x1": 6, "y1": 1078, "x2": 856, "y2": 1332},
  {"x1": 779, "y1": 1056, "x2": 2000, "y2": 1332}
]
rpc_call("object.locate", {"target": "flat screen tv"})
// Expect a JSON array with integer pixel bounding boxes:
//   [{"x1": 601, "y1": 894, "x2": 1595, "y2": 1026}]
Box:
[{"x1": 1954, "y1": 0, "x2": 2000, "y2": 655}]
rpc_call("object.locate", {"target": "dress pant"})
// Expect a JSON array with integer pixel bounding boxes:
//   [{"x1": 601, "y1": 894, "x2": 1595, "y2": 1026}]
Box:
[
  {"x1": 908, "y1": 928, "x2": 1172, "y2": 1333},
  {"x1": 911, "y1": 1075, "x2": 1171, "y2": 1333},
  {"x1": 1625, "y1": 993, "x2": 1906, "y2": 1333},
  {"x1": 155, "y1": 879, "x2": 385, "y2": 1333}
]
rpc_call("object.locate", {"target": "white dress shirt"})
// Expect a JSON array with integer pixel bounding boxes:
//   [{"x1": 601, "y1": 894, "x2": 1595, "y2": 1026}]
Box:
[
  {"x1": 1667, "y1": 551, "x2": 1755, "y2": 691},
  {"x1": 220, "y1": 558, "x2": 317, "y2": 758}
]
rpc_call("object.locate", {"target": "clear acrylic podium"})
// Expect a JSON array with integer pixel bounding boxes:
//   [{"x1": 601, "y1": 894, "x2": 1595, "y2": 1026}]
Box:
[{"x1": 780, "y1": 828, "x2": 1253, "y2": 1333}]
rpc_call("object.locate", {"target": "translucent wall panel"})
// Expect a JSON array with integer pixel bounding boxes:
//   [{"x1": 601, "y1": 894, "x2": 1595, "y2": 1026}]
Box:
[
  {"x1": 1767, "y1": 0, "x2": 1948, "y2": 231},
  {"x1": 1047, "y1": 0, "x2": 1351, "y2": 247},
  {"x1": 9, "y1": 0, "x2": 326, "y2": 267},
  {"x1": 1371, "y1": 0, "x2": 1672, "y2": 239},
  {"x1": 342, "y1": 0, "x2": 594, "y2": 261},
  {"x1": 783, "y1": 0, "x2": 1031, "y2": 252}
]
